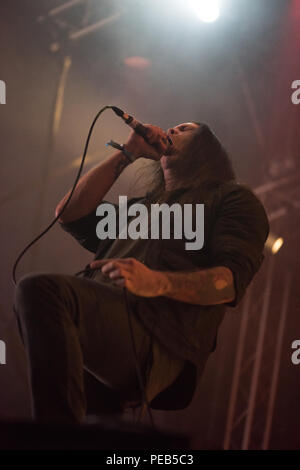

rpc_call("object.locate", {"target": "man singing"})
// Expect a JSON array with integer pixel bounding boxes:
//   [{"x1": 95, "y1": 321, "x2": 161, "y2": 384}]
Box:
[{"x1": 14, "y1": 121, "x2": 269, "y2": 424}]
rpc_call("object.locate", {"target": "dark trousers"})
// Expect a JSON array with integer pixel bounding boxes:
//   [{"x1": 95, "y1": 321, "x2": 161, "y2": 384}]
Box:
[{"x1": 13, "y1": 272, "x2": 154, "y2": 424}]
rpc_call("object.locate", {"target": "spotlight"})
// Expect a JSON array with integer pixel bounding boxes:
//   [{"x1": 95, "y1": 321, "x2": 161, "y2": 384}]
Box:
[
  {"x1": 266, "y1": 234, "x2": 284, "y2": 255},
  {"x1": 190, "y1": 0, "x2": 220, "y2": 23},
  {"x1": 124, "y1": 56, "x2": 151, "y2": 69}
]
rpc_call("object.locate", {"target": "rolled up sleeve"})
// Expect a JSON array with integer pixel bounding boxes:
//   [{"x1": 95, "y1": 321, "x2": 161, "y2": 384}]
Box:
[
  {"x1": 59, "y1": 201, "x2": 118, "y2": 254},
  {"x1": 210, "y1": 184, "x2": 269, "y2": 307},
  {"x1": 59, "y1": 196, "x2": 145, "y2": 254}
]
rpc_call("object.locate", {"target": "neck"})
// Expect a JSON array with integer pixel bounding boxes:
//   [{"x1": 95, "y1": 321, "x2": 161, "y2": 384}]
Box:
[{"x1": 163, "y1": 169, "x2": 185, "y2": 191}]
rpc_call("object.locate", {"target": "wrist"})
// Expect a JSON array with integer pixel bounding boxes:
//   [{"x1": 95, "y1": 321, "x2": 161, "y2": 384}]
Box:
[
  {"x1": 108, "y1": 141, "x2": 136, "y2": 163},
  {"x1": 154, "y1": 270, "x2": 171, "y2": 296},
  {"x1": 123, "y1": 144, "x2": 139, "y2": 162},
  {"x1": 122, "y1": 145, "x2": 137, "y2": 163}
]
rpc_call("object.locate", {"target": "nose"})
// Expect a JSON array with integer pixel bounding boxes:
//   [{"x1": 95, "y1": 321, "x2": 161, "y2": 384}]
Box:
[{"x1": 167, "y1": 127, "x2": 179, "y2": 136}]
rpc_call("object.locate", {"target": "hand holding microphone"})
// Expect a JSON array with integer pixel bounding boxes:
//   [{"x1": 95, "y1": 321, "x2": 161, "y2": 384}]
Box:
[
  {"x1": 124, "y1": 124, "x2": 173, "y2": 161},
  {"x1": 110, "y1": 106, "x2": 173, "y2": 161}
]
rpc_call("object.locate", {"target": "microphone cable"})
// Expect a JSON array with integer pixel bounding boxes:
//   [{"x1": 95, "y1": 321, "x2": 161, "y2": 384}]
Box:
[
  {"x1": 12, "y1": 104, "x2": 112, "y2": 286},
  {"x1": 12, "y1": 104, "x2": 154, "y2": 427}
]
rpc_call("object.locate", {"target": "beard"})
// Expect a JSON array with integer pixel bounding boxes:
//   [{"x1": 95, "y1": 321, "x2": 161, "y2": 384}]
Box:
[{"x1": 163, "y1": 149, "x2": 206, "y2": 187}]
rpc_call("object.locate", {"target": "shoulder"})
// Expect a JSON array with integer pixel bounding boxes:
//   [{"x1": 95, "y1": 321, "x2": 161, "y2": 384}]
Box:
[
  {"x1": 214, "y1": 180, "x2": 270, "y2": 240},
  {"x1": 216, "y1": 181, "x2": 267, "y2": 213},
  {"x1": 217, "y1": 180, "x2": 257, "y2": 199}
]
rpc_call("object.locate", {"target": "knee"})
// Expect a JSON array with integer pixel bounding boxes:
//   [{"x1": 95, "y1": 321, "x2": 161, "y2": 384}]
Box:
[
  {"x1": 14, "y1": 273, "x2": 60, "y2": 317},
  {"x1": 15, "y1": 272, "x2": 53, "y2": 298}
]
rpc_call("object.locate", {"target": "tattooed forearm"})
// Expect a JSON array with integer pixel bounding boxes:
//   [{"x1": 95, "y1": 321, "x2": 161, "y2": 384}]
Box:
[
  {"x1": 114, "y1": 154, "x2": 131, "y2": 179},
  {"x1": 159, "y1": 266, "x2": 235, "y2": 305}
]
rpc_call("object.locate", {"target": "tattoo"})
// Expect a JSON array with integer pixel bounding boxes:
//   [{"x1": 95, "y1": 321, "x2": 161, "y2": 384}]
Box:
[
  {"x1": 211, "y1": 267, "x2": 235, "y2": 303},
  {"x1": 213, "y1": 269, "x2": 232, "y2": 290},
  {"x1": 114, "y1": 154, "x2": 131, "y2": 179},
  {"x1": 163, "y1": 267, "x2": 235, "y2": 305}
]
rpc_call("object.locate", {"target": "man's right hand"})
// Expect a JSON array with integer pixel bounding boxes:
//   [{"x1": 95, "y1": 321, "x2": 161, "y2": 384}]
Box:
[
  {"x1": 123, "y1": 124, "x2": 172, "y2": 161},
  {"x1": 55, "y1": 125, "x2": 172, "y2": 223}
]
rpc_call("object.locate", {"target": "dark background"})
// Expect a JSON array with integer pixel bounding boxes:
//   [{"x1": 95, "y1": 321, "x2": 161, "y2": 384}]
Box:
[{"x1": 0, "y1": 0, "x2": 300, "y2": 449}]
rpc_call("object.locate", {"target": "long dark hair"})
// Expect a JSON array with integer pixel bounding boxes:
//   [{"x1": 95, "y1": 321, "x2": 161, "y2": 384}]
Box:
[{"x1": 142, "y1": 123, "x2": 236, "y2": 205}]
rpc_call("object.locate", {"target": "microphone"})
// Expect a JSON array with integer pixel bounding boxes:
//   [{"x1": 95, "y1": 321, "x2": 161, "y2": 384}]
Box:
[{"x1": 110, "y1": 106, "x2": 173, "y2": 147}]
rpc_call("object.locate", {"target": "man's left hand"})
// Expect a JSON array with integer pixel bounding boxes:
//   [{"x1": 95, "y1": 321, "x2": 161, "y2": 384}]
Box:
[{"x1": 89, "y1": 258, "x2": 168, "y2": 297}]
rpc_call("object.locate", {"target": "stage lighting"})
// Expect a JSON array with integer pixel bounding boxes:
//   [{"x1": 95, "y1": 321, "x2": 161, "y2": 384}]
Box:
[
  {"x1": 266, "y1": 234, "x2": 284, "y2": 255},
  {"x1": 190, "y1": 0, "x2": 220, "y2": 23}
]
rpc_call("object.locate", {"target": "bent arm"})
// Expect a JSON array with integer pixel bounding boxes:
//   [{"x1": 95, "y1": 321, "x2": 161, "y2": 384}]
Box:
[
  {"x1": 55, "y1": 150, "x2": 131, "y2": 223},
  {"x1": 157, "y1": 266, "x2": 235, "y2": 305},
  {"x1": 55, "y1": 124, "x2": 169, "y2": 224},
  {"x1": 90, "y1": 258, "x2": 235, "y2": 304}
]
